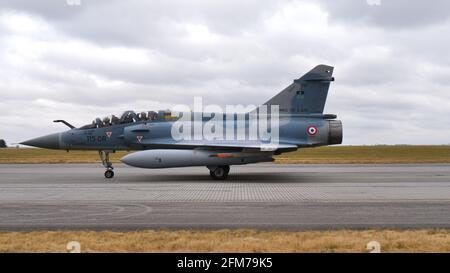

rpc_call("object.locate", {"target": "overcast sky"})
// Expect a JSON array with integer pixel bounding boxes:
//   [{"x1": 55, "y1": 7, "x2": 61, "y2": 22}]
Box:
[{"x1": 1, "y1": 0, "x2": 450, "y2": 145}]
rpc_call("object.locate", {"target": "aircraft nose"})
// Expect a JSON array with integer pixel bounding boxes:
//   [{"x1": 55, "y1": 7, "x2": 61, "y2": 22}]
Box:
[{"x1": 20, "y1": 133, "x2": 61, "y2": 149}]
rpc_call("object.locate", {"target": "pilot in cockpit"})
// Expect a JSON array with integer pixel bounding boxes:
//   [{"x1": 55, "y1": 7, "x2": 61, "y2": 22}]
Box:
[
  {"x1": 138, "y1": 112, "x2": 147, "y2": 121},
  {"x1": 111, "y1": 115, "x2": 119, "y2": 124},
  {"x1": 102, "y1": 116, "x2": 111, "y2": 127}
]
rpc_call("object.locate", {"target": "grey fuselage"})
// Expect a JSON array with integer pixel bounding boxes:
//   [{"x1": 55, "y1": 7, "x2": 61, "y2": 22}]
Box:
[{"x1": 45, "y1": 114, "x2": 342, "y2": 152}]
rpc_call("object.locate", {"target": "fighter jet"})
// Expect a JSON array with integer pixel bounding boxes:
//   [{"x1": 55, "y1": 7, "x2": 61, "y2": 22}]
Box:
[{"x1": 21, "y1": 65, "x2": 342, "y2": 180}]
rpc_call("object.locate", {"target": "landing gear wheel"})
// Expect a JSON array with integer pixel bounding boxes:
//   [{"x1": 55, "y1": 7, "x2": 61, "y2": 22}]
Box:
[
  {"x1": 99, "y1": 150, "x2": 115, "y2": 179},
  {"x1": 104, "y1": 169, "x2": 114, "y2": 179},
  {"x1": 209, "y1": 165, "x2": 230, "y2": 180}
]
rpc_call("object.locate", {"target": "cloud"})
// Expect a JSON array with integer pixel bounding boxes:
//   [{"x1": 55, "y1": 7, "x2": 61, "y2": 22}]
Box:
[
  {"x1": 318, "y1": 0, "x2": 450, "y2": 29},
  {"x1": 0, "y1": 0, "x2": 450, "y2": 145}
]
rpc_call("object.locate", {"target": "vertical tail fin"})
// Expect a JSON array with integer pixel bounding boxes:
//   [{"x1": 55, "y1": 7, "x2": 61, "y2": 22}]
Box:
[{"x1": 260, "y1": 65, "x2": 334, "y2": 114}]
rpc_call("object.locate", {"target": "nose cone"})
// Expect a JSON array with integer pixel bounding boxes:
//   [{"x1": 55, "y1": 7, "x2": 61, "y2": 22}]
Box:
[{"x1": 21, "y1": 133, "x2": 61, "y2": 149}]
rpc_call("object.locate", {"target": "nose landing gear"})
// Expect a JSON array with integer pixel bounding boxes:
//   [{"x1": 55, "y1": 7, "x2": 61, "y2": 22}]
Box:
[
  {"x1": 99, "y1": 150, "x2": 114, "y2": 179},
  {"x1": 104, "y1": 169, "x2": 114, "y2": 178}
]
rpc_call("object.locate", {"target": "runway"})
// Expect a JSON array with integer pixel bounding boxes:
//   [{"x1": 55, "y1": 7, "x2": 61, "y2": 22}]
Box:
[{"x1": 0, "y1": 163, "x2": 450, "y2": 230}]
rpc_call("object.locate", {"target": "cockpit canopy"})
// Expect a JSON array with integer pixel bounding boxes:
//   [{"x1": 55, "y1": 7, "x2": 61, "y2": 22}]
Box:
[{"x1": 78, "y1": 110, "x2": 169, "y2": 129}]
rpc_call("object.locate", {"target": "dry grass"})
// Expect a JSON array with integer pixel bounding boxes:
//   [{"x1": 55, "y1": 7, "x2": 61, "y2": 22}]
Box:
[
  {"x1": 275, "y1": 145, "x2": 450, "y2": 164},
  {"x1": 1, "y1": 145, "x2": 450, "y2": 164},
  {"x1": 0, "y1": 148, "x2": 128, "y2": 164},
  {"x1": 0, "y1": 229, "x2": 449, "y2": 253}
]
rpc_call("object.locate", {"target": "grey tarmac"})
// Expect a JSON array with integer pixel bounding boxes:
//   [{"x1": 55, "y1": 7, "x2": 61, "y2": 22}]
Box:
[{"x1": 0, "y1": 163, "x2": 449, "y2": 230}]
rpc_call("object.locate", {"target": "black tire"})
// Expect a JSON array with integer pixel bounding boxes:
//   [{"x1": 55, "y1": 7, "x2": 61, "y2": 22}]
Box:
[
  {"x1": 209, "y1": 166, "x2": 229, "y2": 180},
  {"x1": 104, "y1": 170, "x2": 114, "y2": 179}
]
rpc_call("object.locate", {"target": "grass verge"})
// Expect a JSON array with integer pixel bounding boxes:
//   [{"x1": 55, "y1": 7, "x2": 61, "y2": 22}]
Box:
[{"x1": 0, "y1": 229, "x2": 449, "y2": 253}]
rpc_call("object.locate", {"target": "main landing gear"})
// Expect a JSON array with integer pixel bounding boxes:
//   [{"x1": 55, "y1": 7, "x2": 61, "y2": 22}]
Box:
[
  {"x1": 99, "y1": 150, "x2": 114, "y2": 179},
  {"x1": 207, "y1": 165, "x2": 230, "y2": 180}
]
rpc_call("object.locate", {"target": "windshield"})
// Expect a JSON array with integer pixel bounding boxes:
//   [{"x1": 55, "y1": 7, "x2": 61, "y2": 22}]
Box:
[{"x1": 78, "y1": 110, "x2": 160, "y2": 129}]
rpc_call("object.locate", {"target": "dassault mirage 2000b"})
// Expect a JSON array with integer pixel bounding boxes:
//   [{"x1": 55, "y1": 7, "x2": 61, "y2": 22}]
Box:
[{"x1": 21, "y1": 65, "x2": 343, "y2": 180}]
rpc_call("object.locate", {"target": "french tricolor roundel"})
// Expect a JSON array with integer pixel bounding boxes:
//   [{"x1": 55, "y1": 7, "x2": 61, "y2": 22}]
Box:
[{"x1": 307, "y1": 125, "x2": 318, "y2": 136}]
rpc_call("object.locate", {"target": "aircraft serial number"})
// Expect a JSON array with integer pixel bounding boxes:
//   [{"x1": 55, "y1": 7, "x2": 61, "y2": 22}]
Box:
[{"x1": 86, "y1": 136, "x2": 107, "y2": 142}]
